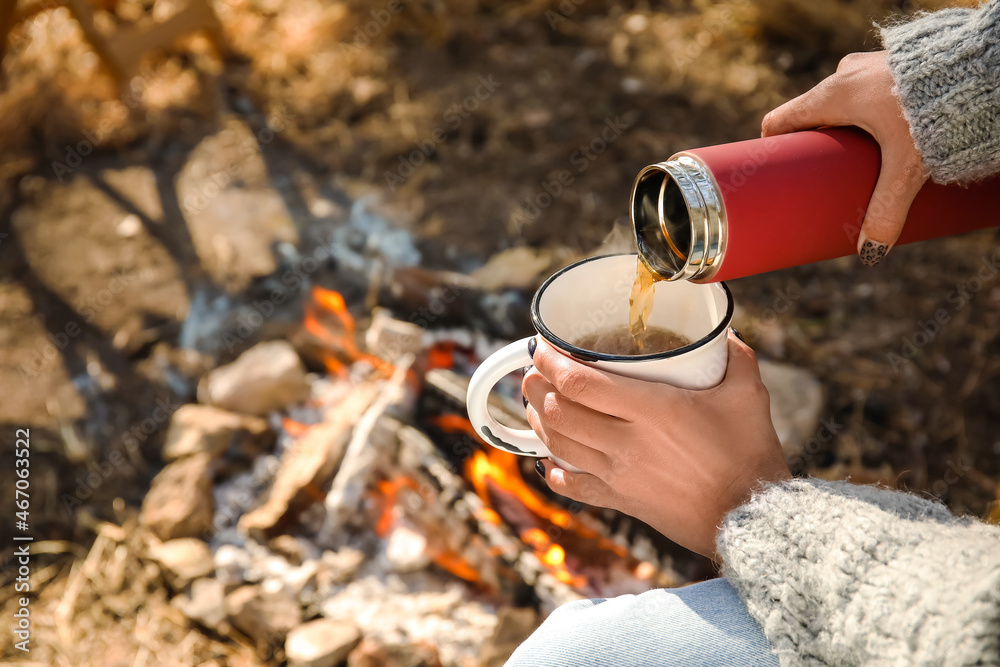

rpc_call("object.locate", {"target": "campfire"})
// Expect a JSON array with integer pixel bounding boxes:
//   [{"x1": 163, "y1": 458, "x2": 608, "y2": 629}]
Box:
[
  {"x1": 137, "y1": 239, "x2": 687, "y2": 665},
  {"x1": 297, "y1": 283, "x2": 670, "y2": 597}
]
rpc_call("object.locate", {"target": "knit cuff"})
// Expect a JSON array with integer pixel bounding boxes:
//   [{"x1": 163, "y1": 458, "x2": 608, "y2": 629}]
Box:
[
  {"x1": 880, "y1": 0, "x2": 1000, "y2": 184},
  {"x1": 717, "y1": 478, "x2": 1000, "y2": 666}
]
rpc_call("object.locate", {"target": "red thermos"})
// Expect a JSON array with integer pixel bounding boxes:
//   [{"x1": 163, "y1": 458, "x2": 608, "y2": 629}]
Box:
[{"x1": 630, "y1": 127, "x2": 1000, "y2": 282}]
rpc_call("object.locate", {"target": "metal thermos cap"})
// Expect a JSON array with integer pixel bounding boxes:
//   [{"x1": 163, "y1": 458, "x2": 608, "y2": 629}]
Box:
[{"x1": 630, "y1": 155, "x2": 727, "y2": 282}]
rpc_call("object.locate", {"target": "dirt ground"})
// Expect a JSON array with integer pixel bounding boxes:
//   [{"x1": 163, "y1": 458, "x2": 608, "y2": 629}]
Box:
[{"x1": 1, "y1": 0, "x2": 998, "y2": 664}]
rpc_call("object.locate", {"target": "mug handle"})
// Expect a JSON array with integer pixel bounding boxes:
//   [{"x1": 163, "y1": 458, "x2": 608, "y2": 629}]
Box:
[{"x1": 467, "y1": 337, "x2": 550, "y2": 458}]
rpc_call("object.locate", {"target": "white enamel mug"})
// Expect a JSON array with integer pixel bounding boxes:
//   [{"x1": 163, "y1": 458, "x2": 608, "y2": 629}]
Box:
[{"x1": 466, "y1": 254, "x2": 734, "y2": 465}]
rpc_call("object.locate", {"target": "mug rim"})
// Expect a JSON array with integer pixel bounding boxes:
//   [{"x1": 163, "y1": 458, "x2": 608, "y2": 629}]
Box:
[{"x1": 529, "y1": 253, "x2": 735, "y2": 363}]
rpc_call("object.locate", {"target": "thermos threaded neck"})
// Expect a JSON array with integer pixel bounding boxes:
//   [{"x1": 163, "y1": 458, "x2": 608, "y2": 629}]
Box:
[{"x1": 630, "y1": 154, "x2": 727, "y2": 282}]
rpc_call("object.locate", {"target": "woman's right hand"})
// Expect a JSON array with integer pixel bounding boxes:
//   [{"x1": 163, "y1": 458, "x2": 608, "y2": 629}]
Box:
[
  {"x1": 762, "y1": 50, "x2": 928, "y2": 267},
  {"x1": 523, "y1": 332, "x2": 790, "y2": 560}
]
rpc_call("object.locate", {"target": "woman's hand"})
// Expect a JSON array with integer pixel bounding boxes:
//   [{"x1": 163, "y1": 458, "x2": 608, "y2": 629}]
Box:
[
  {"x1": 762, "y1": 50, "x2": 927, "y2": 266},
  {"x1": 523, "y1": 331, "x2": 790, "y2": 560}
]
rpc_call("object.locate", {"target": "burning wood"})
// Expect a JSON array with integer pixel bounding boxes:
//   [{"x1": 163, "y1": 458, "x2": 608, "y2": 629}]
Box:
[
  {"x1": 238, "y1": 383, "x2": 381, "y2": 540},
  {"x1": 319, "y1": 357, "x2": 415, "y2": 545},
  {"x1": 131, "y1": 285, "x2": 692, "y2": 664}
]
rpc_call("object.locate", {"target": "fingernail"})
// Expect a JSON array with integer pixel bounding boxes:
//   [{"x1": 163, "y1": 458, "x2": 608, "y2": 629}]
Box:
[
  {"x1": 528, "y1": 337, "x2": 537, "y2": 359},
  {"x1": 729, "y1": 326, "x2": 746, "y2": 343},
  {"x1": 523, "y1": 393, "x2": 529, "y2": 408},
  {"x1": 535, "y1": 459, "x2": 546, "y2": 477},
  {"x1": 859, "y1": 237, "x2": 889, "y2": 267}
]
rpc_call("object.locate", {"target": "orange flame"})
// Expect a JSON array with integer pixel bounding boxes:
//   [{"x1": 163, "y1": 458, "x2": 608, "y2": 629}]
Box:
[
  {"x1": 281, "y1": 416, "x2": 311, "y2": 438},
  {"x1": 464, "y1": 447, "x2": 588, "y2": 588},
  {"x1": 434, "y1": 413, "x2": 638, "y2": 587},
  {"x1": 374, "y1": 475, "x2": 483, "y2": 584},
  {"x1": 304, "y1": 286, "x2": 394, "y2": 377},
  {"x1": 427, "y1": 341, "x2": 456, "y2": 370},
  {"x1": 435, "y1": 414, "x2": 628, "y2": 547}
]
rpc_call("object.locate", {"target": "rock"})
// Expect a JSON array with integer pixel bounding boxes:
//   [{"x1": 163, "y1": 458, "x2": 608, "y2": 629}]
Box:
[
  {"x1": 479, "y1": 607, "x2": 539, "y2": 667},
  {"x1": 347, "y1": 639, "x2": 442, "y2": 667},
  {"x1": 163, "y1": 404, "x2": 275, "y2": 462},
  {"x1": 147, "y1": 538, "x2": 215, "y2": 588},
  {"x1": 238, "y1": 383, "x2": 380, "y2": 540},
  {"x1": 173, "y1": 577, "x2": 228, "y2": 631},
  {"x1": 198, "y1": 341, "x2": 310, "y2": 416},
  {"x1": 285, "y1": 618, "x2": 362, "y2": 667},
  {"x1": 140, "y1": 453, "x2": 215, "y2": 540},
  {"x1": 281, "y1": 559, "x2": 322, "y2": 598},
  {"x1": 269, "y1": 534, "x2": 318, "y2": 566},
  {"x1": 317, "y1": 548, "x2": 365, "y2": 589},
  {"x1": 364, "y1": 308, "x2": 426, "y2": 363},
  {"x1": 225, "y1": 584, "x2": 303, "y2": 643},
  {"x1": 758, "y1": 359, "x2": 824, "y2": 459},
  {"x1": 382, "y1": 521, "x2": 430, "y2": 573},
  {"x1": 215, "y1": 544, "x2": 251, "y2": 587},
  {"x1": 470, "y1": 246, "x2": 571, "y2": 292},
  {"x1": 176, "y1": 117, "x2": 299, "y2": 291}
]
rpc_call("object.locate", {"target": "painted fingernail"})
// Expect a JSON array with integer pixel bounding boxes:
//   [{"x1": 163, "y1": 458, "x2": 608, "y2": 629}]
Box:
[
  {"x1": 535, "y1": 459, "x2": 546, "y2": 477},
  {"x1": 528, "y1": 337, "x2": 537, "y2": 359},
  {"x1": 523, "y1": 393, "x2": 529, "y2": 408},
  {"x1": 730, "y1": 326, "x2": 746, "y2": 343},
  {"x1": 859, "y1": 239, "x2": 889, "y2": 267}
]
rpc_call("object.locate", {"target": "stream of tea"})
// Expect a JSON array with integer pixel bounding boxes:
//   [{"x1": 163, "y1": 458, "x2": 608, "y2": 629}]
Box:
[
  {"x1": 570, "y1": 257, "x2": 691, "y2": 356},
  {"x1": 628, "y1": 257, "x2": 663, "y2": 351}
]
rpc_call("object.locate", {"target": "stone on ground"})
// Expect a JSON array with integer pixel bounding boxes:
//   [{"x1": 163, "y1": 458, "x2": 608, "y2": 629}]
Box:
[
  {"x1": 163, "y1": 404, "x2": 274, "y2": 461},
  {"x1": 198, "y1": 340, "x2": 310, "y2": 416},
  {"x1": 147, "y1": 538, "x2": 215, "y2": 587},
  {"x1": 140, "y1": 452, "x2": 215, "y2": 540},
  {"x1": 286, "y1": 618, "x2": 363, "y2": 667},
  {"x1": 758, "y1": 359, "x2": 824, "y2": 459}
]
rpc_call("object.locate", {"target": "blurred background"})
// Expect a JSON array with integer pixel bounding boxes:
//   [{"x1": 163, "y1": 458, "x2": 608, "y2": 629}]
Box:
[{"x1": 1, "y1": 0, "x2": 998, "y2": 665}]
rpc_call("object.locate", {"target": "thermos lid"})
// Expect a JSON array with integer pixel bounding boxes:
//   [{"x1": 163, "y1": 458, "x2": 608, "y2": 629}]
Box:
[{"x1": 630, "y1": 154, "x2": 726, "y2": 282}]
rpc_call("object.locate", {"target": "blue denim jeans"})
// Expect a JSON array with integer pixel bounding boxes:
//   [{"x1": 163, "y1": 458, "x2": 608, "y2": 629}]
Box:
[{"x1": 506, "y1": 578, "x2": 779, "y2": 667}]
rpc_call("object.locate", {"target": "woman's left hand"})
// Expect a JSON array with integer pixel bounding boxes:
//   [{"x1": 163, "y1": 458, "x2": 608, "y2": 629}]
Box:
[{"x1": 523, "y1": 331, "x2": 790, "y2": 560}]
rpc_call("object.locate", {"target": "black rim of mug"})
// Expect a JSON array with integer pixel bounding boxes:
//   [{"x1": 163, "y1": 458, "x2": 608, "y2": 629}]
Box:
[{"x1": 529, "y1": 253, "x2": 735, "y2": 363}]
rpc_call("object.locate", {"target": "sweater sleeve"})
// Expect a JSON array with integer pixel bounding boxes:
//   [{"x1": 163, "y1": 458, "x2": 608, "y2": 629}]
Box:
[
  {"x1": 880, "y1": 0, "x2": 1000, "y2": 184},
  {"x1": 716, "y1": 478, "x2": 1000, "y2": 666}
]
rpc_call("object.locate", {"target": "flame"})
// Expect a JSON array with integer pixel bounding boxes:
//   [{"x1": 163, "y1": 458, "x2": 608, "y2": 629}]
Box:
[
  {"x1": 434, "y1": 414, "x2": 640, "y2": 588},
  {"x1": 375, "y1": 475, "x2": 483, "y2": 584},
  {"x1": 464, "y1": 447, "x2": 588, "y2": 588},
  {"x1": 303, "y1": 286, "x2": 395, "y2": 377},
  {"x1": 281, "y1": 416, "x2": 311, "y2": 438},
  {"x1": 427, "y1": 341, "x2": 456, "y2": 370},
  {"x1": 431, "y1": 414, "x2": 480, "y2": 439}
]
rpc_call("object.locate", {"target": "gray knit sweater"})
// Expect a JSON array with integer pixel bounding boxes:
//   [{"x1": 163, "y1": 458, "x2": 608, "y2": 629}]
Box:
[
  {"x1": 717, "y1": 7, "x2": 1000, "y2": 665},
  {"x1": 718, "y1": 480, "x2": 1000, "y2": 666},
  {"x1": 880, "y1": 0, "x2": 1000, "y2": 183}
]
